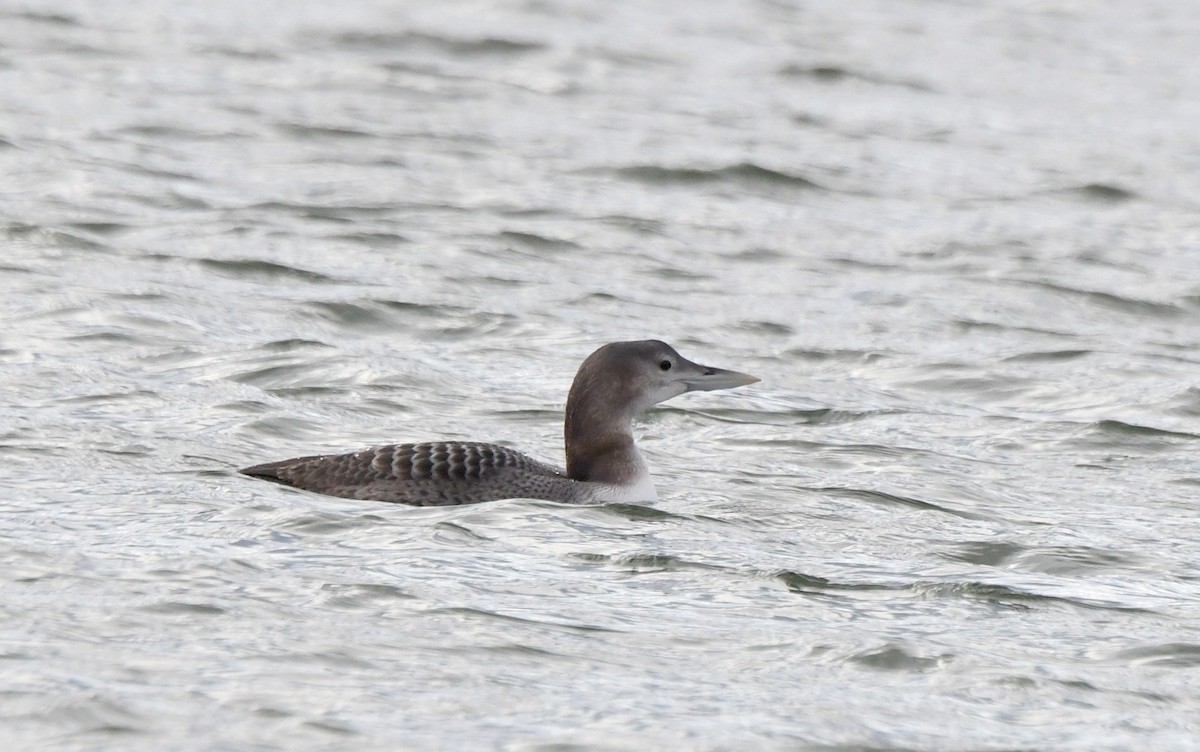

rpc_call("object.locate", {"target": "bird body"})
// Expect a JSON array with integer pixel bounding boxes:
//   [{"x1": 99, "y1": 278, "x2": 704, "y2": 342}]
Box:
[{"x1": 240, "y1": 340, "x2": 757, "y2": 506}]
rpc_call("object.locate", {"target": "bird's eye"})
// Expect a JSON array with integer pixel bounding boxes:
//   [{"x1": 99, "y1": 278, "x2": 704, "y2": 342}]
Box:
[{"x1": 659, "y1": 360, "x2": 672, "y2": 371}]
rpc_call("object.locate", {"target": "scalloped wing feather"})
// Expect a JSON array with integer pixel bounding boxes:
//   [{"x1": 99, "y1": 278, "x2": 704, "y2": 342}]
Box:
[{"x1": 241, "y1": 441, "x2": 589, "y2": 506}]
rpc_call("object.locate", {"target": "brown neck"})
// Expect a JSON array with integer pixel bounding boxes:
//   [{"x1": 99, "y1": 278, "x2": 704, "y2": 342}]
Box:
[
  {"x1": 565, "y1": 431, "x2": 642, "y2": 485},
  {"x1": 563, "y1": 352, "x2": 643, "y2": 485}
]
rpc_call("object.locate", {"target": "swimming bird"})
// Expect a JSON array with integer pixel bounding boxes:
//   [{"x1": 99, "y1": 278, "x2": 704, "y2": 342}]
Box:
[{"x1": 240, "y1": 340, "x2": 758, "y2": 506}]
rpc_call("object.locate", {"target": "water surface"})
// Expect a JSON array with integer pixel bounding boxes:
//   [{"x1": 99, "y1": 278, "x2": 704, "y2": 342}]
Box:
[{"x1": 3, "y1": 0, "x2": 1200, "y2": 749}]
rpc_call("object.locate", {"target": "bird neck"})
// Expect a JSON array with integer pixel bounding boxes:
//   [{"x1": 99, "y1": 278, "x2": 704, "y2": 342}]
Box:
[
  {"x1": 565, "y1": 424, "x2": 647, "y2": 486},
  {"x1": 563, "y1": 389, "x2": 648, "y2": 487}
]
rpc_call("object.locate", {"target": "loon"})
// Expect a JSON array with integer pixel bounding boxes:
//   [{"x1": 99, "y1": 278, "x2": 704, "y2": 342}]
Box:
[{"x1": 240, "y1": 340, "x2": 758, "y2": 506}]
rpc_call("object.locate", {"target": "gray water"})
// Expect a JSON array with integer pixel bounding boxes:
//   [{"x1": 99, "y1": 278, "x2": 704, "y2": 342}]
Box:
[{"x1": 3, "y1": 0, "x2": 1200, "y2": 749}]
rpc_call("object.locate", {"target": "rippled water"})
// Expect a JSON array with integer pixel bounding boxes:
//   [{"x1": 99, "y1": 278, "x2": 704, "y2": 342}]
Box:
[{"x1": 4, "y1": 0, "x2": 1200, "y2": 749}]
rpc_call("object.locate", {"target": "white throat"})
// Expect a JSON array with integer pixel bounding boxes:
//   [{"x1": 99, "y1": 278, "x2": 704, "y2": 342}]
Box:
[{"x1": 587, "y1": 447, "x2": 658, "y2": 503}]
